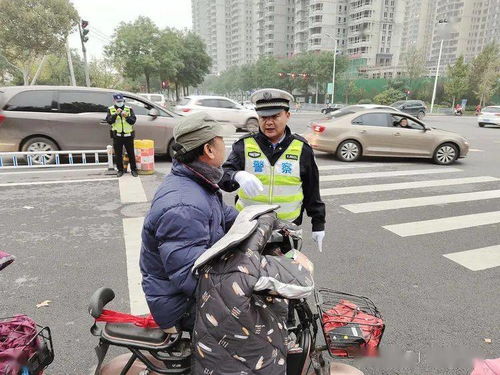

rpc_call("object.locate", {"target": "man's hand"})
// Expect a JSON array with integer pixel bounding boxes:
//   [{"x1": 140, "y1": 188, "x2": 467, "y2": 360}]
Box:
[
  {"x1": 116, "y1": 108, "x2": 122, "y2": 114},
  {"x1": 121, "y1": 111, "x2": 128, "y2": 117},
  {"x1": 234, "y1": 171, "x2": 264, "y2": 197},
  {"x1": 311, "y1": 231, "x2": 325, "y2": 252}
]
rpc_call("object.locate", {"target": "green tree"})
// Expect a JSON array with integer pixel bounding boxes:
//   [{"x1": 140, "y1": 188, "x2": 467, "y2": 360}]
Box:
[
  {"x1": 106, "y1": 16, "x2": 160, "y2": 93},
  {"x1": 467, "y1": 43, "x2": 500, "y2": 106},
  {"x1": 155, "y1": 29, "x2": 184, "y2": 88},
  {"x1": 444, "y1": 56, "x2": 469, "y2": 107},
  {"x1": 403, "y1": 46, "x2": 427, "y2": 95},
  {"x1": 173, "y1": 31, "x2": 211, "y2": 99},
  {"x1": 89, "y1": 59, "x2": 124, "y2": 89},
  {"x1": 0, "y1": 0, "x2": 78, "y2": 85},
  {"x1": 373, "y1": 88, "x2": 405, "y2": 105}
]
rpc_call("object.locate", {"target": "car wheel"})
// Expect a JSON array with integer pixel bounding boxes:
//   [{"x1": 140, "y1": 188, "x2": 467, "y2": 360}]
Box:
[
  {"x1": 245, "y1": 118, "x2": 259, "y2": 133},
  {"x1": 167, "y1": 139, "x2": 175, "y2": 161},
  {"x1": 417, "y1": 111, "x2": 425, "y2": 120},
  {"x1": 21, "y1": 137, "x2": 59, "y2": 165},
  {"x1": 433, "y1": 143, "x2": 458, "y2": 165},
  {"x1": 479, "y1": 122, "x2": 485, "y2": 127},
  {"x1": 336, "y1": 140, "x2": 361, "y2": 162}
]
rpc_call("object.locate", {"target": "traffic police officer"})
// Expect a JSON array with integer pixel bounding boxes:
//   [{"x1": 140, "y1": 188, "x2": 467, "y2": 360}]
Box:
[
  {"x1": 106, "y1": 93, "x2": 138, "y2": 177},
  {"x1": 220, "y1": 88, "x2": 326, "y2": 251}
]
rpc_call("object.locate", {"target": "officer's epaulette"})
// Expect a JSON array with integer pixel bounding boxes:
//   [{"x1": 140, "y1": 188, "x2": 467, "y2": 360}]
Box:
[{"x1": 292, "y1": 133, "x2": 310, "y2": 146}]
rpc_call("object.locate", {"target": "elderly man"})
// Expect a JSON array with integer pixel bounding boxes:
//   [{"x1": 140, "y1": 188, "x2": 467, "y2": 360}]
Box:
[
  {"x1": 220, "y1": 88, "x2": 326, "y2": 252},
  {"x1": 140, "y1": 112, "x2": 238, "y2": 331}
]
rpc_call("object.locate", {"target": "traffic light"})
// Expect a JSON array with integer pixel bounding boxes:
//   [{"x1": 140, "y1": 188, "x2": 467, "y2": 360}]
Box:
[
  {"x1": 278, "y1": 72, "x2": 287, "y2": 78},
  {"x1": 291, "y1": 73, "x2": 297, "y2": 79},
  {"x1": 80, "y1": 20, "x2": 89, "y2": 43},
  {"x1": 301, "y1": 73, "x2": 309, "y2": 80},
  {"x1": 161, "y1": 80, "x2": 169, "y2": 89}
]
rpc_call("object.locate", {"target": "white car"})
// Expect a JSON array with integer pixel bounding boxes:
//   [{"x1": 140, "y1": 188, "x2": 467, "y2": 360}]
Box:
[
  {"x1": 138, "y1": 93, "x2": 167, "y2": 108},
  {"x1": 478, "y1": 106, "x2": 500, "y2": 127},
  {"x1": 175, "y1": 95, "x2": 259, "y2": 132}
]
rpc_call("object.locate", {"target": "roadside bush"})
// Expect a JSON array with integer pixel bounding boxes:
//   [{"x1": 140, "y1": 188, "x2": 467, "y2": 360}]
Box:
[
  {"x1": 358, "y1": 98, "x2": 372, "y2": 104},
  {"x1": 373, "y1": 88, "x2": 405, "y2": 105}
]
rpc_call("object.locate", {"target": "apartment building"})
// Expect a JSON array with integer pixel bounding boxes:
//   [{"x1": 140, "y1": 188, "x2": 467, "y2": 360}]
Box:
[
  {"x1": 428, "y1": 0, "x2": 500, "y2": 74},
  {"x1": 399, "y1": 0, "x2": 435, "y2": 62},
  {"x1": 192, "y1": 0, "x2": 256, "y2": 73},
  {"x1": 255, "y1": 0, "x2": 296, "y2": 58}
]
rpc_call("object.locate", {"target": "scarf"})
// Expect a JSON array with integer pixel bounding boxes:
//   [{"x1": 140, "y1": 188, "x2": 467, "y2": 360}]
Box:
[{"x1": 187, "y1": 160, "x2": 224, "y2": 185}]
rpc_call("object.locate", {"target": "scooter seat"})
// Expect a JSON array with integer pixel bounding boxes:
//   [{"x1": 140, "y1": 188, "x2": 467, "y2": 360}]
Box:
[{"x1": 102, "y1": 323, "x2": 179, "y2": 349}]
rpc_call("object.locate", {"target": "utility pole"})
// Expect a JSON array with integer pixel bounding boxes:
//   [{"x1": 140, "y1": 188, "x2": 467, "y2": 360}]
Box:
[
  {"x1": 324, "y1": 33, "x2": 338, "y2": 104},
  {"x1": 78, "y1": 19, "x2": 91, "y2": 87},
  {"x1": 66, "y1": 39, "x2": 76, "y2": 86},
  {"x1": 430, "y1": 19, "x2": 448, "y2": 114}
]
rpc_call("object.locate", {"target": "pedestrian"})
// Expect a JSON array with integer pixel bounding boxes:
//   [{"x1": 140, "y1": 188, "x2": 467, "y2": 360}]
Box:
[
  {"x1": 105, "y1": 93, "x2": 138, "y2": 177},
  {"x1": 140, "y1": 111, "x2": 238, "y2": 332},
  {"x1": 475, "y1": 104, "x2": 482, "y2": 116},
  {"x1": 220, "y1": 88, "x2": 326, "y2": 252}
]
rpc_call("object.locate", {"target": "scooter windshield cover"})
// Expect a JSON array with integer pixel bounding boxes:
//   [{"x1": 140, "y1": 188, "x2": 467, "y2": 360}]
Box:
[{"x1": 192, "y1": 204, "x2": 279, "y2": 272}]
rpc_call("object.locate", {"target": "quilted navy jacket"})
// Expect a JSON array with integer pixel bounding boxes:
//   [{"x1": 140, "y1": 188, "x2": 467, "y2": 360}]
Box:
[{"x1": 140, "y1": 161, "x2": 238, "y2": 329}]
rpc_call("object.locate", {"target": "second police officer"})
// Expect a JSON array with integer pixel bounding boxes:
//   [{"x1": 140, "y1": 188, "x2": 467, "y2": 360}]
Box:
[{"x1": 220, "y1": 88, "x2": 326, "y2": 251}]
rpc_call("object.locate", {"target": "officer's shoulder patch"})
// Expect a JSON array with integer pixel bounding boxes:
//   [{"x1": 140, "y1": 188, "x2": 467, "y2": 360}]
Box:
[
  {"x1": 292, "y1": 133, "x2": 310, "y2": 145},
  {"x1": 248, "y1": 151, "x2": 262, "y2": 158}
]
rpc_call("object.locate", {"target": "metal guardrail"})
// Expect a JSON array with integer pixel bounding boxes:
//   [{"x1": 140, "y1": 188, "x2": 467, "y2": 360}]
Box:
[{"x1": 0, "y1": 145, "x2": 114, "y2": 170}]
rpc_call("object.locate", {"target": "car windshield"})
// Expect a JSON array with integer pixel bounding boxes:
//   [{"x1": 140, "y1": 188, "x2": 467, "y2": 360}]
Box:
[{"x1": 482, "y1": 107, "x2": 500, "y2": 113}]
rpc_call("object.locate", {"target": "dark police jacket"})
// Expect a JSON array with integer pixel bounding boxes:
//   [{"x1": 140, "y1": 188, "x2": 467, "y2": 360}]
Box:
[{"x1": 220, "y1": 126, "x2": 326, "y2": 231}]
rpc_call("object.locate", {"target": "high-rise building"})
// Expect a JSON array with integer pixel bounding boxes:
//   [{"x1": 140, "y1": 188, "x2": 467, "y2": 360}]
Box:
[
  {"x1": 428, "y1": 0, "x2": 500, "y2": 74},
  {"x1": 192, "y1": 0, "x2": 256, "y2": 73},
  {"x1": 255, "y1": 0, "x2": 296, "y2": 58},
  {"x1": 399, "y1": 0, "x2": 435, "y2": 62}
]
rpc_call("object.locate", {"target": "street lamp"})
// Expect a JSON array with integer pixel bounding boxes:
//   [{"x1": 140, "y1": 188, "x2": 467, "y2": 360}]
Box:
[
  {"x1": 430, "y1": 19, "x2": 448, "y2": 114},
  {"x1": 324, "y1": 33, "x2": 339, "y2": 104}
]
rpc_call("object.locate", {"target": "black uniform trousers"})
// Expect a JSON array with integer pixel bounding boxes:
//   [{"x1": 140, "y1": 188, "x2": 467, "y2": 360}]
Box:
[{"x1": 113, "y1": 135, "x2": 137, "y2": 172}]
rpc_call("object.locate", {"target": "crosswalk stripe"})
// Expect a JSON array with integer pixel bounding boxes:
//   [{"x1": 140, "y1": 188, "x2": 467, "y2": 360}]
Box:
[
  {"x1": 317, "y1": 163, "x2": 410, "y2": 171},
  {"x1": 320, "y1": 168, "x2": 461, "y2": 182},
  {"x1": 443, "y1": 245, "x2": 500, "y2": 271},
  {"x1": 320, "y1": 176, "x2": 499, "y2": 197},
  {"x1": 342, "y1": 189, "x2": 500, "y2": 213},
  {"x1": 383, "y1": 210, "x2": 500, "y2": 237}
]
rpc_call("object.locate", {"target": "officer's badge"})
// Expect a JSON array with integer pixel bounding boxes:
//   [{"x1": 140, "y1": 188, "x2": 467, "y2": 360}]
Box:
[
  {"x1": 263, "y1": 92, "x2": 272, "y2": 100},
  {"x1": 285, "y1": 154, "x2": 298, "y2": 160},
  {"x1": 248, "y1": 151, "x2": 261, "y2": 158}
]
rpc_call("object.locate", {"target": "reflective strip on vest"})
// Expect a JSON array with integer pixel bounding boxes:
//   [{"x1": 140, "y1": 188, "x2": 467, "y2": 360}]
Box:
[
  {"x1": 109, "y1": 106, "x2": 133, "y2": 134},
  {"x1": 237, "y1": 137, "x2": 304, "y2": 221}
]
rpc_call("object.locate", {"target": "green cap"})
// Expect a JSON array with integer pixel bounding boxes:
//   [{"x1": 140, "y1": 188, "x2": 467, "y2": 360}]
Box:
[{"x1": 173, "y1": 112, "x2": 226, "y2": 154}]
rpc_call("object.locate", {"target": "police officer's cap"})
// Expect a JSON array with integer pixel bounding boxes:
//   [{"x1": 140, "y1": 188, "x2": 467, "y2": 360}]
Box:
[
  {"x1": 112, "y1": 93, "x2": 124, "y2": 101},
  {"x1": 173, "y1": 112, "x2": 226, "y2": 155},
  {"x1": 251, "y1": 88, "x2": 294, "y2": 117}
]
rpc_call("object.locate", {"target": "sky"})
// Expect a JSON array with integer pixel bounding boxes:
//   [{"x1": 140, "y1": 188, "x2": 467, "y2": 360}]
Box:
[{"x1": 68, "y1": 0, "x2": 193, "y2": 60}]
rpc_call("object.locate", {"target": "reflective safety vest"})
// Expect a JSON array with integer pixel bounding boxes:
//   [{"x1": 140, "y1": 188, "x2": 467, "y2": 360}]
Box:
[
  {"x1": 236, "y1": 137, "x2": 304, "y2": 221},
  {"x1": 109, "y1": 106, "x2": 133, "y2": 135}
]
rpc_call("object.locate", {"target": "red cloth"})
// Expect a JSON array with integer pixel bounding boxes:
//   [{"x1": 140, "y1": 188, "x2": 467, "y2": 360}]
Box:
[
  {"x1": 96, "y1": 310, "x2": 159, "y2": 328},
  {"x1": 471, "y1": 359, "x2": 500, "y2": 375},
  {"x1": 0, "y1": 315, "x2": 38, "y2": 374},
  {"x1": 322, "y1": 300, "x2": 384, "y2": 357}
]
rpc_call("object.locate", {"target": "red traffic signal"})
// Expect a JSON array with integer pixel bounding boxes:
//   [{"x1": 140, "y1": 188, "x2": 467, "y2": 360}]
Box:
[
  {"x1": 161, "y1": 80, "x2": 169, "y2": 89},
  {"x1": 81, "y1": 20, "x2": 89, "y2": 29},
  {"x1": 81, "y1": 20, "x2": 89, "y2": 43}
]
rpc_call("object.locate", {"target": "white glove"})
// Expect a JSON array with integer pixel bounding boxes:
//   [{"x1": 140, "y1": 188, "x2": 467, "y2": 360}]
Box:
[
  {"x1": 234, "y1": 171, "x2": 264, "y2": 197},
  {"x1": 311, "y1": 231, "x2": 325, "y2": 252}
]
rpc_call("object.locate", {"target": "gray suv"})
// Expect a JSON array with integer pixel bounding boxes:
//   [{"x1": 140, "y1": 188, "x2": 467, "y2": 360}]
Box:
[
  {"x1": 390, "y1": 100, "x2": 427, "y2": 119},
  {"x1": 0, "y1": 86, "x2": 179, "y2": 163}
]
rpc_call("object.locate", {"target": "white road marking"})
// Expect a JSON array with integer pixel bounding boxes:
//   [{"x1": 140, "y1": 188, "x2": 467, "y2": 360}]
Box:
[
  {"x1": 118, "y1": 174, "x2": 147, "y2": 203},
  {"x1": 0, "y1": 167, "x2": 105, "y2": 176},
  {"x1": 122, "y1": 217, "x2": 149, "y2": 315},
  {"x1": 0, "y1": 177, "x2": 115, "y2": 187},
  {"x1": 320, "y1": 176, "x2": 499, "y2": 196},
  {"x1": 383, "y1": 210, "x2": 500, "y2": 237},
  {"x1": 317, "y1": 163, "x2": 410, "y2": 171},
  {"x1": 320, "y1": 168, "x2": 461, "y2": 182},
  {"x1": 469, "y1": 149, "x2": 484, "y2": 152},
  {"x1": 443, "y1": 245, "x2": 500, "y2": 271},
  {"x1": 343, "y1": 189, "x2": 500, "y2": 213}
]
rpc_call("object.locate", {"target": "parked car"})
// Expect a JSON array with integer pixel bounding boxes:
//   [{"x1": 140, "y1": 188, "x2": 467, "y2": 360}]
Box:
[
  {"x1": 478, "y1": 106, "x2": 500, "y2": 127},
  {"x1": 138, "y1": 93, "x2": 168, "y2": 108},
  {"x1": 305, "y1": 109, "x2": 469, "y2": 165},
  {"x1": 175, "y1": 95, "x2": 259, "y2": 132},
  {"x1": 390, "y1": 100, "x2": 427, "y2": 119},
  {"x1": 320, "y1": 103, "x2": 344, "y2": 115},
  {"x1": 241, "y1": 101, "x2": 255, "y2": 110},
  {"x1": 0, "y1": 86, "x2": 180, "y2": 164}
]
